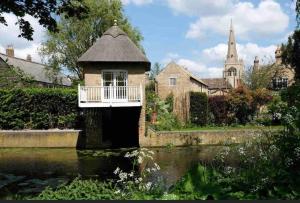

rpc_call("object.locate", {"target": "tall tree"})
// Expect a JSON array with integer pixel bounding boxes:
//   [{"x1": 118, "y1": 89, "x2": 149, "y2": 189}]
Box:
[
  {"x1": 40, "y1": 0, "x2": 143, "y2": 81},
  {"x1": 282, "y1": 31, "x2": 300, "y2": 81},
  {"x1": 0, "y1": 0, "x2": 88, "y2": 40},
  {"x1": 281, "y1": 0, "x2": 300, "y2": 81},
  {"x1": 150, "y1": 62, "x2": 161, "y2": 80}
]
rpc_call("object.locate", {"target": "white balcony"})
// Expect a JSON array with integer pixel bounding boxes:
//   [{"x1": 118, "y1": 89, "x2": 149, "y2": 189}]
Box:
[{"x1": 78, "y1": 85, "x2": 143, "y2": 108}]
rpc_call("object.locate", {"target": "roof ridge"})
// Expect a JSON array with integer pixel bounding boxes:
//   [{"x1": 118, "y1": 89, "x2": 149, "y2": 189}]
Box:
[{"x1": 0, "y1": 53, "x2": 46, "y2": 66}]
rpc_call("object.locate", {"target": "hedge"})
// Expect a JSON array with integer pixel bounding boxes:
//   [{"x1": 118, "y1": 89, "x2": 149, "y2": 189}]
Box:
[
  {"x1": 208, "y1": 96, "x2": 230, "y2": 125},
  {"x1": 0, "y1": 88, "x2": 81, "y2": 130},
  {"x1": 189, "y1": 92, "x2": 208, "y2": 126}
]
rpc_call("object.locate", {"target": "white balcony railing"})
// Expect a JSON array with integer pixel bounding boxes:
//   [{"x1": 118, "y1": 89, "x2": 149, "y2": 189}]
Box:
[{"x1": 78, "y1": 85, "x2": 143, "y2": 107}]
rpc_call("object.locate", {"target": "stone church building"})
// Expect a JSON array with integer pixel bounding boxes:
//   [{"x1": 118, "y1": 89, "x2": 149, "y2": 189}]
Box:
[{"x1": 202, "y1": 21, "x2": 245, "y2": 96}]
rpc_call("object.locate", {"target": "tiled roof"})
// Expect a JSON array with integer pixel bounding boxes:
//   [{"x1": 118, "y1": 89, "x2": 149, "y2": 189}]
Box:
[
  {"x1": 201, "y1": 78, "x2": 232, "y2": 90},
  {"x1": 0, "y1": 53, "x2": 72, "y2": 86}
]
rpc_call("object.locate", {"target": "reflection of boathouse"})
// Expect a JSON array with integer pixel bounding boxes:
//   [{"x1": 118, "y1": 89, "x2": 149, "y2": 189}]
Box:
[{"x1": 78, "y1": 22, "x2": 150, "y2": 148}]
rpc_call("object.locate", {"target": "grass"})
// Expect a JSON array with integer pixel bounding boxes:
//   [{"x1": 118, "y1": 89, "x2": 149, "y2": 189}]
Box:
[{"x1": 167, "y1": 125, "x2": 284, "y2": 132}]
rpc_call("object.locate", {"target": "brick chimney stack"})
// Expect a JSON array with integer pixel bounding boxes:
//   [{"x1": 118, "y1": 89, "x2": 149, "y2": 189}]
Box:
[
  {"x1": 26, "y1": 54, "x2": 32, "y2": 62},
  {"x1": 6, "y1": 45, "x2": 14, "y2": 57}
]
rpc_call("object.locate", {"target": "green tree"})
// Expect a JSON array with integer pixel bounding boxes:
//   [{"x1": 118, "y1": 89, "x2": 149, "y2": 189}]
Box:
[
  {"x1": 0, "y1": 0, "x2": 88, "y2": 40},
  {"x1": 150, "y1": 62, "x2": 161, "y2": 80},
  {"x1": 40, "y1": 0, "x2": 143, "y2": 81},
  {"x1": 282, "y1": 30, "x2": 300, "y2": 81}
]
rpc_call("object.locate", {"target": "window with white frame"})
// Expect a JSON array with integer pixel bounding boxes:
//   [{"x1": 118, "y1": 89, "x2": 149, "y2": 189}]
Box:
[{"x1": 169, "y1": 77, "x2": 177, "y2": 86}]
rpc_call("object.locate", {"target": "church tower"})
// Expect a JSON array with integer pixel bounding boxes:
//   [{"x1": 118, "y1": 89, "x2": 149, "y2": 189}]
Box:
[{"x1": 224, "y1": 20, "x2": 245, "y2": 88}]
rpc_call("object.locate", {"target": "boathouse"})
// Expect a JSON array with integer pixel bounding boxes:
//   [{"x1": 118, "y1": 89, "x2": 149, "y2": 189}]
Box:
[{"x1": 77, "y1": 22, "x2": 150, "y2": 148}]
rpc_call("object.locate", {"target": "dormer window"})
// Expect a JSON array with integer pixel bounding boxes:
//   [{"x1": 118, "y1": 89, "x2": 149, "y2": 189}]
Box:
[{"x1": 169, "y1": 77, "x2": 177, "y2": 86}]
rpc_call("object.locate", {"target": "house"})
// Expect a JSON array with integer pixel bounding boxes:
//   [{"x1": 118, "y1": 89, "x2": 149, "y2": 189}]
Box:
[
  {"x1": 0, "y1": 46, "x2": 72, "y2": 87},
  {"x1": 201, "y1": 78, "x2": 232, "y2": 96},
  {"x1": 77, "y1": 21, "x2": 150, "y2": 148},
  {"x1": 202, "y1": 21, "x2": 244, "y2": 96},
  {"x1": 155, "y1": 62, "x2": 208, "y2": 122},
  {"x1": 251, "y1": 47, "x2": 295, "y2": 91}
]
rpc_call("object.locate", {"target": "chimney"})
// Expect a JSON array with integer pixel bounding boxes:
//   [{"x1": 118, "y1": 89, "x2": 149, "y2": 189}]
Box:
[
  {"x1": 6, "y1": 45, "x2": 14, "y2": 57},
  {"x1": 253, "y1": 56, "x2": 260, "y2": 71},
  {"x1": 275, "y1": 45, "x2": 282, "y2": 65},
  {"x1": 26, "y1": 54, "x2": 32, "y2": 62}
]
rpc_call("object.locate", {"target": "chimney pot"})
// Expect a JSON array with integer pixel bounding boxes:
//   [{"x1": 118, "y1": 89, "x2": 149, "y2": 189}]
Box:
[{"x1": 26, "y1": 54, "x2": 32, "y2": 62}]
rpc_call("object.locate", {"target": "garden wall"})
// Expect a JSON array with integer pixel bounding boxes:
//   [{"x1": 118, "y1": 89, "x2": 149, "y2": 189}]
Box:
[
  {"x1": 0, "y1": 130, "x2": 81, "y2": 148},
  {"x1": 141, "y1": 128, "x2": 267, "y2": 147}
]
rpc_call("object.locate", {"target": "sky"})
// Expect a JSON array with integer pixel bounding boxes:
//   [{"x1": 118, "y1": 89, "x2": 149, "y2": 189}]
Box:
[{"x1": 0, "y1": 0, "x2": 298, "y2": 78}]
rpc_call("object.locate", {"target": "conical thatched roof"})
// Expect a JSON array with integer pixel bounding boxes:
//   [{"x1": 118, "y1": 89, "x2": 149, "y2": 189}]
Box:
[{"x1": 78, "y1": 25, "x2": 150, "y2": 70}]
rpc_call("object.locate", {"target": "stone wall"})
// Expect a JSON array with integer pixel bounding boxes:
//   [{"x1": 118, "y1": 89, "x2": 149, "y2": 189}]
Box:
[
  {"x1": 141, "y1": 128, "x2": 264, "y2": 147},
  {"x1": 0, "y1": 130, "x2": 81, "y2": 148}
]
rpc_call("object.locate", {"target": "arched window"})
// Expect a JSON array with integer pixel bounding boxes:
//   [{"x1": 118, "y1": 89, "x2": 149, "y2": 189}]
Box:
[{"x1": 228, "y1": 67, "x2": 237, "y2": 76}]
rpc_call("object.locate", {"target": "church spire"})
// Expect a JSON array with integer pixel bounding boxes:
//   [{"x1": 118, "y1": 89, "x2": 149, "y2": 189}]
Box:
[{"x1": 226, "y1": 20, "x2": 239, "y2": 63}]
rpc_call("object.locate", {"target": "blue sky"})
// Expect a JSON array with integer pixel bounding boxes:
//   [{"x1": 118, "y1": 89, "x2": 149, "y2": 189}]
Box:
[
  {"x1": 0, "y1": 0, "x2": 297, "y2": 78},
  {"x1": 121, "y1": 0, "x2": 297, "y2": 78}
]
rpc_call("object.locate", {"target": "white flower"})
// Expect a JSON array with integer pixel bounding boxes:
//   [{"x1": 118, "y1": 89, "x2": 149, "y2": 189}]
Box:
[
  {"x1": 115, "y1": 190, "x2": 121, "y2": 194},
  {"x1": 128, "y1": 172, "x2": 134, "y2": 177},
  {"x1": 113, "y1": 167, "x2": 120, "y2": 175},
  {"x1": 146, "y1": 168, "x2": 151, "y2": 173},
  {"x1": 137, "y1": 156, "x2": 143, "y2": 164},
  {"x1": 145, "y1": 182, "x2": 152, "y2": 191},
  {"x1": 154, "y1": 163, "x2": 160, "y2": 170}
]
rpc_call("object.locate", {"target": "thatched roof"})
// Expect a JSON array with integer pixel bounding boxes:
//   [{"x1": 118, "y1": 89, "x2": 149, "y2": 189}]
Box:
[
  {"x1": 78, "y1": 25, "x2": 150, "y2": 70},
  {"x1": 201, "y1": 78, "x2": 232, "y2": 90},
  {"x1": 0, "y1": 53, "x2": 72, "y2": 86}
]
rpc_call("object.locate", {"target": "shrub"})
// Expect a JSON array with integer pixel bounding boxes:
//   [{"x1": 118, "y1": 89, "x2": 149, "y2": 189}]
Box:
[
  {"x1": 189, "y1": 92, "x2": 208, "y2": 126},
  {"x1": 0, "y1": 88, "x2": 81, "y2": 130},
  {"x1": 165, "y1": 93, "x2": 174, "y2": 113},
  {"x1": 208, "y1": 96, "x2": 230, "y2": 125}
]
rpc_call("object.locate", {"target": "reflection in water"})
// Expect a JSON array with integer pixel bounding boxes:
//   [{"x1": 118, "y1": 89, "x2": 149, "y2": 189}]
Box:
[{"x1": 0, "y1": 146, "x2": 228, "y2": 199}]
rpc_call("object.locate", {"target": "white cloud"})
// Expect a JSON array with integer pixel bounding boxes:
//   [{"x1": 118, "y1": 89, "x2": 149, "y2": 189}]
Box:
[
  {"x1": 161, "y1": 41, "x2": 278, "y2": 78},
  {"x1": 166, "y1": 0, "x2": 234, "y2": 16},
  {"x1": 202, "y1": 42, "x2": 277, "y2": 67},
  {"x1": 161, "y1": 53, "x2": 223, "y2": 78},
  {"x1": 0, "y1": 13, "x2": 45, "y2": 62},
  {"x1": 186, "y1": 0, "x2": 289, "y2": 40},
  {"x1": 121, "y1": 0, "x2": 153, "y2": 6}
]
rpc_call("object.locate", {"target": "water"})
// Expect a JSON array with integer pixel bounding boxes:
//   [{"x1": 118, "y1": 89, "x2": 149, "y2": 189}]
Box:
[{"x1": 0, "y1": 146, "x2": 230, "y2": 199}]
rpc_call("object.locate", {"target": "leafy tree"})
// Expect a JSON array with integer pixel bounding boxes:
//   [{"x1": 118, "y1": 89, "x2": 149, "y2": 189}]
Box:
[
  {"x1": 0, "y1": 0, "x2": 88, "y2": 40},
  {"x1": 150, "y1": 62, "x2": 161, "y2": 80},
  {"x1": 282, "y1": 30, "x2": 300, "y2": 81},
  {"x1": 40, "y1": 0, "x2": 143, "y2": 81}
]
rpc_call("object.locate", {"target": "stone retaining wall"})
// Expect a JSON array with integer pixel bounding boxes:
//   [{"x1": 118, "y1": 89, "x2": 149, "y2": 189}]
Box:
[
  {"x1": 140, "y1": 128, "x2": 266, "y2": 147},
  {"x1": 0, "y1": 130, "x2": 81, "y2": 148}
]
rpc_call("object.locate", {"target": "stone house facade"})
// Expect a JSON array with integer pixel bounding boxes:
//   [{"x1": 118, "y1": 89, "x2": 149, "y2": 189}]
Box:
[{"x1": 155, "y1": 62, "x2": 208, "y2": 122}]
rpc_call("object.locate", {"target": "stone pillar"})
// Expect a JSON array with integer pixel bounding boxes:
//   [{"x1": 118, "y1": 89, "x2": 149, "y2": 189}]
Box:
[{"x1": 83, "y1": 108, "x2": 103, "y2": 149}]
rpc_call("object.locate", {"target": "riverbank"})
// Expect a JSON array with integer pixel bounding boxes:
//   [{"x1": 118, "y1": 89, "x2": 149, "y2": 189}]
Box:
[{"x1": 141, "y1": 126, "x2": 281, "y2": 147}]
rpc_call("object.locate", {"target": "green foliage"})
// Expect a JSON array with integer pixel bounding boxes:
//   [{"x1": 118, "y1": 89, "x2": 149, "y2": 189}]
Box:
[
  {"x1": 30, "y1": 178, "x2": 117, "y2": 200},
  {"x1": 149, "y1": 62, "x2": 161, "y2": 80},
  {"x1": 208, "y1": 96, "x2": 230, "y2": 126},
  {"x1": 245, "y1": 63, "x2": 279, "y2": 90},
  {"x1": 0, "y1": 0, "x2": 88, "y2": 40},
  {"x1": 189, "y1": 92, "x2": 208, "y2": 126},
  {"x1": 40, "y1": 0, "x2": 143, "y2": 81},
  {"x1": 0, "y1": 88, "x2": 80, "y2": 130},
  {"x1": 0, "y1": 64, "x2": 35, "y2": 88},
  {"x1": 165, "y1": 93, "x2": 174, "y2": 113},
  {"x1": 282, "y1": 29, "x2": 300, "y2": 81},
  {"x1": 267, "y1": 95, "x2": 288, "y2": 125}
]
